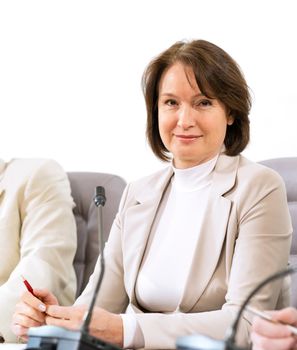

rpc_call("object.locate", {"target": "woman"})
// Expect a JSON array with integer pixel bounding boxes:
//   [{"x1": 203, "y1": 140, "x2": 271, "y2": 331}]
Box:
[{"x1": 12, "y1": 39, "x2": 292, "y2": 349}]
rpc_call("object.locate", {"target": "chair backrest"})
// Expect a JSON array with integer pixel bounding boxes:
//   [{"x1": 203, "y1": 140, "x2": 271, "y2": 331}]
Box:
[
  {"x1": 67, "y1": 172, "x2": 126, "y2": 297},
  {"x1": 259, "y1": 157, "x2": 297, "y2": 306}
]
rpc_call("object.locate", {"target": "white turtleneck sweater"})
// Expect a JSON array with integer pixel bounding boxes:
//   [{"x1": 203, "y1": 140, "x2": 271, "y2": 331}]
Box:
[{"x1": 122, "y1": 156, "x2": 218, "y2": 348}]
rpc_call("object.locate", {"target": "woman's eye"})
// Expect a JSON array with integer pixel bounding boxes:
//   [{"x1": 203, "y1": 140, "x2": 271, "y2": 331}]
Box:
[
  {"x1": 165, "y1": 99, "x2": 177, "y2": 106},
  {"x1": 196, "y1": 99, "x2": 212, "y2": 107}
]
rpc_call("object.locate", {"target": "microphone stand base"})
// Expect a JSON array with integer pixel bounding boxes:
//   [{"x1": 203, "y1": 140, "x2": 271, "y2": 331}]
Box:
[
  {"x1": 26, "y1": 325, "x2": 121, "y2": 350},
  {"x1": 176, "y1": 334, "x2": 247, "y2": 350}
]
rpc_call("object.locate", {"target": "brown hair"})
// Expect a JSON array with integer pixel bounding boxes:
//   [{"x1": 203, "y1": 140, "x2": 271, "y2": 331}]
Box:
[{"x1": 142, "y1": 39, "x2": 251, "y2": 161}]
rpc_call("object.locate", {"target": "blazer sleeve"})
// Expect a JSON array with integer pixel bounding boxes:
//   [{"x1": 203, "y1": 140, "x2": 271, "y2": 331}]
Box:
[{"x1": 0, "y1": 159, "x2": 77, "y2": 342}]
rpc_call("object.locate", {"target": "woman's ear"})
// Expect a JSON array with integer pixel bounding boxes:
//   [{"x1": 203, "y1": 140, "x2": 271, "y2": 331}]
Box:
[{"x1": 227, "y1": 115, "x2": 234, "y2": 125}]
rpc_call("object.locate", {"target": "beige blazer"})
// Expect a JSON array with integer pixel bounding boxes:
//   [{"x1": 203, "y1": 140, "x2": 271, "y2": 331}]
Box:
[
  {"x1": 77, "y1": 154, "x2": 292, "y2": 349},
  {"x1": 0, "y1": 158, "x2": 77, "y2": 342}
]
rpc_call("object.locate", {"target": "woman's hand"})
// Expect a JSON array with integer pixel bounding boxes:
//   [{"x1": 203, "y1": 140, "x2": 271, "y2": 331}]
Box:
[
  {"x1": 46, "y1": 305, "x2": 123, "y2": 347},
  {"x1": 11, "y1": 289, "x2": 58, "y2": 341},
  {"x1": 251, "y1": 307, "x2": 297, "y2": 350}
]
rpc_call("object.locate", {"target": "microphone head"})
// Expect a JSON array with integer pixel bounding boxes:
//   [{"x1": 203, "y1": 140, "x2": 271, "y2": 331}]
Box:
[{"x1": 94, "y1": 186, "x2": 106, "y2": 207}]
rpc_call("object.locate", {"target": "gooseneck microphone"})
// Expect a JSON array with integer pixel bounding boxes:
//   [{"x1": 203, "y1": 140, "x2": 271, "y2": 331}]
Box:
[
  {"x1": 82, "y1": 186, "x2": 106, "y2": 333},
  {"x1": 176, "y1": 265, "x2": 297, "y2": 350},
  {"x1": 26, "y1": 186, "x2": 121, "y2": 350}
]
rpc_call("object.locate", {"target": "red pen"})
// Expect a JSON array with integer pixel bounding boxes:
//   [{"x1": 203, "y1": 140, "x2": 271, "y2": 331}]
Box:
[{"x1": 21, "y1": 275, "x2": 35, "y2": 296}]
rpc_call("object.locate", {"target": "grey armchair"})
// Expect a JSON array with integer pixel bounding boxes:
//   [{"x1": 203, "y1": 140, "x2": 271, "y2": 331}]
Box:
[
  {"x1": 67, "y1": 172, "x2": 126, "y2": 297},
  {"x1": 260, "y1": 157, "x2": 297, "y2": 307}
]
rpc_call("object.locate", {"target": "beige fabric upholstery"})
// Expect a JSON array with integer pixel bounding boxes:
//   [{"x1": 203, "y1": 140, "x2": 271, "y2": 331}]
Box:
[
  {"x1": 67, "y1": 172, "x2": 126, "y2": 297},
  {"x1": 260, "y1": 157, "x2": 297, "y2": 307}
]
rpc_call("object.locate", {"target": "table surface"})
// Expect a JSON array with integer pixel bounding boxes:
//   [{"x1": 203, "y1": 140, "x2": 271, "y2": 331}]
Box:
[{"x1": 0, "y1": 345, "x2": 25, "y2": 349}]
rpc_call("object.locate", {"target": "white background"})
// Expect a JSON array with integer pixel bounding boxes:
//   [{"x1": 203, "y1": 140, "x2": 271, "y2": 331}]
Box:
[{"x1": 0, "y1": 0, "x2": 296, "y2": 183}]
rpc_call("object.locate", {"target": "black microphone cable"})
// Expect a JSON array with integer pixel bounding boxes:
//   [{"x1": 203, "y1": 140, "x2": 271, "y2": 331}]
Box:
[
  {"x1": 225, "y1": 265, "x2": 297, "y2": 348},
  {"x1": 176, "y1": 265, "x2": 297, "y2": 350}
]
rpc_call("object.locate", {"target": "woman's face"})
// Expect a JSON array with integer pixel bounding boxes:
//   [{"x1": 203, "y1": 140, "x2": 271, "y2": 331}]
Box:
[{"x1": 157, "y1": 62, "x2": 233, "y2": 169}]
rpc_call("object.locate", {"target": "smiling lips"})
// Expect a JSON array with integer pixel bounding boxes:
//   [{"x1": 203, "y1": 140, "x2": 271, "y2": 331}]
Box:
[{"x1": 175, "y1": 134, "x2": 203, "y2": 142}]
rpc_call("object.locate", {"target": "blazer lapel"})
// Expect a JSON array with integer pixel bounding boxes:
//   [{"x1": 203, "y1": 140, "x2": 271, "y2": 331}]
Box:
[
  {"x1": 179, "y1": 154, "x2": 240, "y2": 311},
  {"x1": 123, "y1": 166, "x2": 174, "y2": 300}
]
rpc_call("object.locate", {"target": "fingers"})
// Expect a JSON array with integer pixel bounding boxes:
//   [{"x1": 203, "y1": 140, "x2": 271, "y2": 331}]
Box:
[
  {"x1": 46, "y1": 316, "x2": 81, "y2": 330},
  {"x1": 45, "y1": 305, "x2": 87, "y2": 330},
  {"x1": 21, "y1": 291, "x2": 46, "y2": 312},
  {"x1": 11, "y1": 306, "x2": 45, "y2": 341},
  {"x1": 12, "y1": 310, "x2": 44, "y2": 329},
  {"x1": 10, "y1": 323, "x2": 28, "y2": 342},
  {"x1": 46, "y1": 305, "x2": 83, "y2": 320},
  {"x1": 251, "y1": 331, "x2": 297, "y2": 350},
  {"x1": 272, "y1": 307, "x2": 297, "y2": 326},
  {"x1": 11, "y1": 289, "x2": 59, "y2": 341},
  {"x1": 33, "y1": 289, "x2": 59, "y2": 306},
  {"x1": 251, "y1": 315, "x2": 297, "y2": 350},
  {"x1": 252, "y1": 316, "x2": 292, "y2": 338},
  {"x1": 15, "y1": 300, "x2": 45, "y2": 324},
  {"x1": 11, "y1": 290, "x2": 49, "y2": 339}
]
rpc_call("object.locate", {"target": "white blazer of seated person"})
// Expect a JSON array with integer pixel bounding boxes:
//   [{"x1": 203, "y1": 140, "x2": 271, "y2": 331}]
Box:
[{"x1": 0, "y1": 158, "x2": 77, "y2": 342}]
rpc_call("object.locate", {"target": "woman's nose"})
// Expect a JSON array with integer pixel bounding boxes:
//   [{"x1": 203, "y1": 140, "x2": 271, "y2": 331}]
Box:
[{"x1": 177, "y1": 105, "x2": 195, "y2": 129}]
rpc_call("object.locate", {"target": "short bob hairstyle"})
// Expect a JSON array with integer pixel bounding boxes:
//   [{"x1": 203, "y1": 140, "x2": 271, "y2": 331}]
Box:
[{"x1": 142, "y1": 39, "x2": 251, "y2": 161}]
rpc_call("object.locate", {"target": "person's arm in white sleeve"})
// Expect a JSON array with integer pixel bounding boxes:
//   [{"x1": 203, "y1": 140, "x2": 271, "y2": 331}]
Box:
[
  {"x1": 121, "y1": 314, "x2": 144, "y2": 349},
  {"x1": 0, "y1": 159, "x2": 77, "y2": 342}
]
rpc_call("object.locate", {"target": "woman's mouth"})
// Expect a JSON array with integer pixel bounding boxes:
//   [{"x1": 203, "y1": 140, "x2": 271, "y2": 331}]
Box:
[{"x1": 175, "y1": 134, "x2": 202, "y2": 142}]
